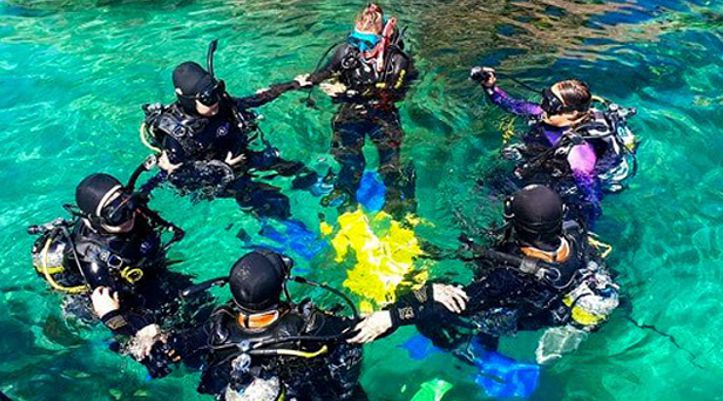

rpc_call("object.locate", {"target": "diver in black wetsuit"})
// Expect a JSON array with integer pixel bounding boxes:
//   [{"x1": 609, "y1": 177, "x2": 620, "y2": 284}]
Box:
[
  {"x1": 28, "y1": 173, "x2": 211, "y2": 359},
  {"x1": 352, "y1": 185, "x2": 619, "y2": 362},
  {"x1": 295, "y1": 3, "x2": 417, "y2": 216},
  {"x1": 114, "y1": 250, "x2": 367, "y2": 400},
  {"x1": 143, "y1": 41, "x2": 322, "y2": 220}
]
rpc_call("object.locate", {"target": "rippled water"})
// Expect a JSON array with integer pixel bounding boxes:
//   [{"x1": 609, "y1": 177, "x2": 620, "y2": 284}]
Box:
[{"x1": 1, "y1": 1, "x2": 721, "y2": 400}]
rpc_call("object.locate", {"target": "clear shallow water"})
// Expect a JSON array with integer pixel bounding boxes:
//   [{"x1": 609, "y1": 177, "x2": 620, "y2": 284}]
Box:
[{"x1": 0, "y1": 1, "x2": 721, "y2": 400}]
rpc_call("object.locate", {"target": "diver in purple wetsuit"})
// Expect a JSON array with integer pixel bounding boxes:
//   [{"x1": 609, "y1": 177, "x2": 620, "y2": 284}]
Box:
[{"x1": 471, "y1": 66, "x2": 620, "y2": 224}]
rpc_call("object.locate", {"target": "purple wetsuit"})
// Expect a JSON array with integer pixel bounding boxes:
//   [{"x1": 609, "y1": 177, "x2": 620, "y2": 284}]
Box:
[{"x1": 486, "y1": 86, "x2": 600, "y2": 207}]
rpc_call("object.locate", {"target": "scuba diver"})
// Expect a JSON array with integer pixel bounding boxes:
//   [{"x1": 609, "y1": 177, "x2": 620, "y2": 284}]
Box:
[
  {"x1": 352, "y1": 185, "x2": 619, "y2": 364},
  {"x1": 294, "y1": 3, "x2": 418, "y2": 217},
  {"x1": 142, "y1": 40, "x2": 324, "y2": 221},
  {"x1": 102, "y1": 250, "x2": 367, "y2": 400},
  {"x1": 470, "y1": 66, "x2": 637, "y2": 226},
  {"x1": 28, "y1": 172, "x2": 211, "y2": 361},
  {"x1": 91, "y1": 249, "x2": 475, "y2": 399}
]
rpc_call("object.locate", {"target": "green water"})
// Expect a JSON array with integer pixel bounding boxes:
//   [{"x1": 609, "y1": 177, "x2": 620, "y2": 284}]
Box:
[{"x1": 1, "y1": 1, "x2": 721, "y2": 400}]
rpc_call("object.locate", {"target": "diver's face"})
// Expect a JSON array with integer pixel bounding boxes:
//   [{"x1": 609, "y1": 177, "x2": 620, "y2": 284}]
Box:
[
  {"x1": 196, "y1": 100, "x2": 219, "y2": 117},
  {"x1": 99, "y1": 190, "x2": 136, "y2": 233}
]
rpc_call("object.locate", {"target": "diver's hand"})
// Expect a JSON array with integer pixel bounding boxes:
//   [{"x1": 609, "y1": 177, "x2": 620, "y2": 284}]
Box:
[
  {"x1": 294, "y1": 74, "x2": 313, "y2": 88},
  {"x1": 224, "y1": 151, "x2": 247, "y2": 167},
  {"x1": 91, "y1": 286, "x2": 120, "y2": 318},
  {"x1": 158, "y1": 152, "x2": 182, "y2": 173},
  {"x1": 133, "y1": 324, "x2": 162, "y2": 360},
  {"x1": 470, "y1": 66, "x2": 496, "y2": 88},
  {"x1": 319, "y1": 81, "x2": 347, "y2": 97},
  {"x1": 347, "y1": 311, "x2": 393, "y2": 344},
  {"x1": 432, "y1": 283, "x2": 469, "y2": 314}
]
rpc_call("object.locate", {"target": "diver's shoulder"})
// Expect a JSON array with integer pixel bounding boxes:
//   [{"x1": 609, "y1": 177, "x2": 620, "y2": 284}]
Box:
[{"x1": 295, "y1": 299, "x2": 350, "y2": 336}]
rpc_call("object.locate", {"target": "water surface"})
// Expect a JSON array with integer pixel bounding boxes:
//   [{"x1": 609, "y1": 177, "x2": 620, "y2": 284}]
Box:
[{"x1": 0, "y1": 1, "x2": 721, "y2": 400}]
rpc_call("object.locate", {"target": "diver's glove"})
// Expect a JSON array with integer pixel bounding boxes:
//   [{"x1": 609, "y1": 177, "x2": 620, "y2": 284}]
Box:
[
  {"x1": 294, "y1": 74, "x2": 314, "y2": 88},
  {"x1": 93, "y1": 287, "x2": 142, "y2": 336},
  {"x1": 170, "y1": 160, "x2": 236, "y2": 200},
  {"x1": 258, "y1": 81, "x2": 304, "y2": 97},
  {"x1": 346, "y1": 292, "x2": 431, "y2": 344}
]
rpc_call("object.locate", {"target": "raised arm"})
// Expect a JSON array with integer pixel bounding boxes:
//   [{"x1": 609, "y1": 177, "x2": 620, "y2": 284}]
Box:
[
  {"x1": 485, "y1": 85, "x2": 544, "y2": 117},
  {"x1": 472, "y1": 67, "x2": 543, "y2": 117}
]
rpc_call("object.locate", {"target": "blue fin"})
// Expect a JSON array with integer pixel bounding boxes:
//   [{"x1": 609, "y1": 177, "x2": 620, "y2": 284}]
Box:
[
  {"x1": 470, "y1": 338, "x2": 540, "y2": 398},
  {"x1": 357, "y1": 171, "x2": 386, "y2": 212},
  {"x1": 256, "y1": 219, "x2": 327, "y2": 263},
  {"x1": 398, "y1": 334, "x2": 441, "y2": 361}
]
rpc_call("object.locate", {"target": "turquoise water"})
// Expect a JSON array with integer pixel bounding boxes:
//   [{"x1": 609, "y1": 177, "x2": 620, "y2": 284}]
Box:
[{"x1": 1, "y1": 1, "x2": 721, "y2": 400}]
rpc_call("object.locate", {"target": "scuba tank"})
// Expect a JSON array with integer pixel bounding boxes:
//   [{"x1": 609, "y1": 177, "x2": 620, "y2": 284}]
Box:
[
  {"x1": 561, "y1": 259, "x2": 619, "y2": 329},
  {"x1": 593, "y1": 101, "x2": 638, "y2": 192},
  {"x1": 535, "y1": 261, "x2": 618, "y2": 364},
  {"x1": 28, "y1": 218, "x2": 88, "y2": 294},
  {"x1": 28, "y1": 180, "x2": 184, "y2": 295}
]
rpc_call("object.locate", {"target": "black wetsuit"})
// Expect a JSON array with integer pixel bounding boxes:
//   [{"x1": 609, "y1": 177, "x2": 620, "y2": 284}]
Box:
[
  {"x1": 166, "y1": 301, "x2": 366, "y2": 401},
  {"x1": 144, "y1": 83, "x2": 316, "y2": 220},
  {"x1": 308, "y1": 37, "x2": 417, "y2": 216},
  {"x1": 391, "y1": 221, "x2": 610, "y2": 351},
  {"x1": 458, "y1": 223, "x2": 591, "y2": 348},
  {"x1": 33, "y1": 213, "x2": 207, "y2": 337}
]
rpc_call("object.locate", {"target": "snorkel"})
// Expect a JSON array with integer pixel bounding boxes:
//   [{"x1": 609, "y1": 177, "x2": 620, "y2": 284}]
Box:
[
  {"x1": 205, "y1": 39, "x2": 260, "y2": 134},
  {"x1": 206, "y1": 39, "x2": 218, "y2": 81}
]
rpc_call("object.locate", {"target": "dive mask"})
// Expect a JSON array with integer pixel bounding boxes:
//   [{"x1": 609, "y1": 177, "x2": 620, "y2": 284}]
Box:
[
  {"x1": 177, "y1": 79, "x2": 225, "y2": 106},
  {"x1": 541, "y1": 87, "x2": 590, "y2": 115},
  {"x1": 100, "y1": 191, "x2": 141, "y2": 226},
  {"x1": 348, "y1": 30, "x2": 381, "y2": 52},
  {"x1": 541, "y1": 88, "x2": 567, "y2": 116}
]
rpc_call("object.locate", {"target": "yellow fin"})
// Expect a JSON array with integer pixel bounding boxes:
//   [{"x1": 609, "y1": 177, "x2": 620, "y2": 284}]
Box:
[{"x1": 329, "y1": 208, "x2": 428, "y2": 310}]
